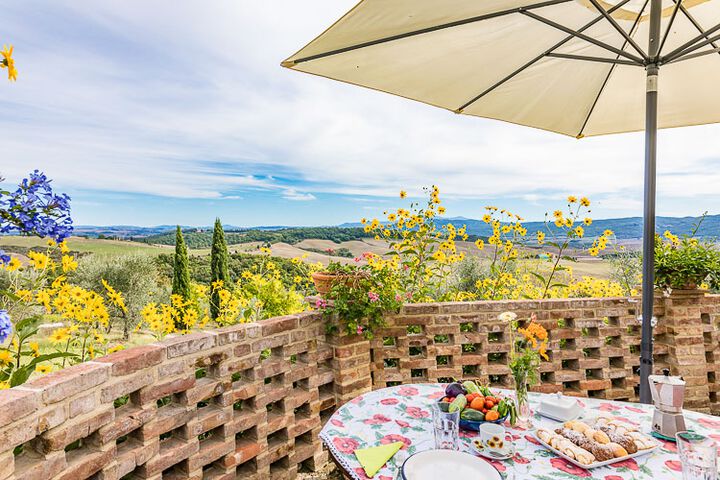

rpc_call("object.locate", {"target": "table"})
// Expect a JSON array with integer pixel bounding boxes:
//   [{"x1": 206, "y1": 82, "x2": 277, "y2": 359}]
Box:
[{"x1": 320, "y1": 384, "x2": 720, "y2": 480}]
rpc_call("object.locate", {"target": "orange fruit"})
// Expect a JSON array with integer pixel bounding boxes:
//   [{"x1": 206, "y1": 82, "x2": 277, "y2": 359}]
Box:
[
  {"x1": 470, "y1": 397, "x2": 485, "y2": 410},
  {"x1": 485, "y1": 410, "x2": 500, "y2": 421}
]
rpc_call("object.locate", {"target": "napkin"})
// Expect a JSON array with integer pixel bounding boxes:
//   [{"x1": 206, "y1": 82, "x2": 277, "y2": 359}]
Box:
[{"x1": 354, "y1": 441, "x2": 404, "y2": 478}]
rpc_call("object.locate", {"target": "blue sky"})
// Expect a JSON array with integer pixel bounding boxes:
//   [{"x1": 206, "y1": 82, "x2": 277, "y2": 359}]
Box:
[{"x1": 1, "y1": 1, "x2": 719, "y2": 227}]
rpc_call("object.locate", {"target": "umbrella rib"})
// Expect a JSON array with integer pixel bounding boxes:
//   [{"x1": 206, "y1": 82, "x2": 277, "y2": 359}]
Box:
[
  {"x1": 546, "y1": 52, "x2": 642, "y2": 65},
  {"x1": 658, "y1": 0, "x2": 684, "y2": 57},
  {"x1": 520, "y1": 11, "x2": 645, "y2": 64},
  {"x1": 456, "y1": 0, "x2": 635, "y2": 113},
  {"x1": 586, "y1": 0, "x2": 647, "y2": 59},
  {"x1": 668, "y1": 1, "x2": 720, "y2": 59},
  {"x1": 666, "y1": 29, "x2": 720, "y2": 61},
  {"x1": 661, "y1": 19, "x2": 720, "y2": 61},
  {"x1": 285, "y1": 0, "x2": 573, "y2": 66},
  {"x1": 576, "y1": 0, "x2": 649, "y2": 138},
  {"x1": 665, "y1": 45, "x2": 720, "y2": 64}
]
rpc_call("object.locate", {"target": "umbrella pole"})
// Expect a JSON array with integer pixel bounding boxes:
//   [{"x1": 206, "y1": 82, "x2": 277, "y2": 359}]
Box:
[{"x1": 639, "y1": 0, "x2": 662, "y2": 405}]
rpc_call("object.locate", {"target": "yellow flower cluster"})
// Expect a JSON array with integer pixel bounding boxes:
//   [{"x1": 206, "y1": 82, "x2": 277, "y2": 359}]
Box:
[
  {"x1": 1, "y1": 45, "x2": 17, "y2": 81},
  {"x1": 588, "y1": 230, "x2": 614, "y2": 257}
]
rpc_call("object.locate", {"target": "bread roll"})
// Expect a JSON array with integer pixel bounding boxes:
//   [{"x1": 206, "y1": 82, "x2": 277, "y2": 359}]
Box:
[
  {"x1": 565, "y1": 444, "x2": 595, "y2": 465},
  {"x1": 583, "y1": 428, "x2": 599, "y2": 441}
]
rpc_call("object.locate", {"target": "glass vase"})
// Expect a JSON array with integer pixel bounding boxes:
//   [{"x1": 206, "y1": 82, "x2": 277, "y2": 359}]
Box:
[{"x1": 514, "y1": 370, "x2": 533, "y2": 429}]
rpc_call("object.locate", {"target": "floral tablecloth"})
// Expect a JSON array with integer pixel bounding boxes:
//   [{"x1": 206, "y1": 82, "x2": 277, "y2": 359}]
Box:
[{"x1": 320, "y1": 384, "x2": 720, "y2": 480}]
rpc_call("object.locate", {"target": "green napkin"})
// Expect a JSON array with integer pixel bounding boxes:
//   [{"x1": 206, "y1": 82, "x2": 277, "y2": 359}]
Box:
[{"x1": 354, "y1": 442, "x2": 404, "y2": 478}]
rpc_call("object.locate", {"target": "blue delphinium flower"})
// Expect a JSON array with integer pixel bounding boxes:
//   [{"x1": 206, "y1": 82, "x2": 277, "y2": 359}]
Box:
[
  {"x1": 0, "y1": 249, "x2": 9, "y2": 264},
  {"x1": 0, "y1": 170, "x2": 73, "y2": 241},
  {"x1": 0, "y1": 310, "x2": 11, "y2": 343}
]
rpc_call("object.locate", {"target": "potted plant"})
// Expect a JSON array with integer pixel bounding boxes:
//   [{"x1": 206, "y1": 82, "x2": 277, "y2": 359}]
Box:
[
  {"x1": 654, "y1": 228, "x2": 720, "y2": 291},
  {"x1": 317, "y1": 254, "x2": 403, "y2": 339},
  {"x1": 311, "y1": 261, "x2": 362, "y2": 296}
]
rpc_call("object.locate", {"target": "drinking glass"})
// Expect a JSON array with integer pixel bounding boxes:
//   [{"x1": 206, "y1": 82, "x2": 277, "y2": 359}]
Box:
[
  {"x1": 431, "y1": 403, "x2": 459, "y2": 450},
  {"x1": 676, "y1": 431, "x2": 718, "y2": 480},
  {"x1": 513, "y1": 433, "x2": 530, "y2": 476}
]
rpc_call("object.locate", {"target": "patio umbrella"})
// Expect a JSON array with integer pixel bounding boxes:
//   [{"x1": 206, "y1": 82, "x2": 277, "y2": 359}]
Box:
[{"x1": 282, "y1": 0, "x2": 720, "y2": 403}]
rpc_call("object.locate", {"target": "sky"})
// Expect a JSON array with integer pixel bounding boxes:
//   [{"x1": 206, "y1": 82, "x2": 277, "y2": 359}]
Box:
[{"x1": 1, "y1": 1, "x2": 719, "y2": 227}]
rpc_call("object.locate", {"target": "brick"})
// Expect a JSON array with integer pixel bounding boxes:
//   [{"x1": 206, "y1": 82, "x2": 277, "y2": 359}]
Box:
[
  {"x1": 100, "y1": 369, "x2": 155, "y2": 403},
  {"x1": 0, "y1": 388, "x2": 40, "y2": 429},
  {"x1": 137, "y1": 374, "x2": 195, "y2": 405},
  {"x1": 40, "y1": 405, "x2": 114, "y2": 451},
  {"x1": 20, "y1": 361, "x2": 111, "y2": 404},
  {"x1": 261, "y1": 315, "x2": 299, "y2": 336},
  {"x1": 95, "y1": 344, "x2": 165, "y2": 376},
  {"x1": 163, "y1": 332, "x2": 217, "y2": 358}
]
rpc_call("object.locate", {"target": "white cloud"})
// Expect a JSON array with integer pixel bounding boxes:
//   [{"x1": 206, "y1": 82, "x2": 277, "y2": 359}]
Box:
[
  {"x1": 282, "y1": 188, "x2": 316, "y2": 202},
  {"x1": 1, "y1": 0, "x2": 718, "y2": 218}
]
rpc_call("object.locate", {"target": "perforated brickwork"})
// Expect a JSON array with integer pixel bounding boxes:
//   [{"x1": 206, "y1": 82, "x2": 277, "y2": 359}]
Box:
[{"x1": 0, "y1": 293, "x2": 718, "y2": 480}]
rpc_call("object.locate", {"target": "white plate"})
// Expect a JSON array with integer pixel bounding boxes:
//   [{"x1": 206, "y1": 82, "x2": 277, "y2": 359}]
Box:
[
  {"x1": 536, "y1": 404, "x2": 582, "y2": 422},
  {"x1": 401, "y1": 449, "x2": 502, "y2": 480},
  {"x1": 533, "y1": 432, "x2": 659, "y2": 469}
]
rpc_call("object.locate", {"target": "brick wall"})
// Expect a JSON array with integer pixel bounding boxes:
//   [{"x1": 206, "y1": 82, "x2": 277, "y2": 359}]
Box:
[{"x1": 1, "y1": 293, "x2": 718, "y2": 480}]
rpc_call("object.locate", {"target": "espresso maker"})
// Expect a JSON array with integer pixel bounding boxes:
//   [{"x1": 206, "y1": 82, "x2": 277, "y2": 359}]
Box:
[{"x1": 648, "y1": 369, "x2": 686, "y2": 439}]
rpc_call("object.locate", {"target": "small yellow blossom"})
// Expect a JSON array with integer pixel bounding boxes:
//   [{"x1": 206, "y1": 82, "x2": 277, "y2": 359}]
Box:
[
  {"x1": 5, "y1": 257, "x2": 21, "y2": 271},
  {"x1": 35, "y1": 364, "x2": 52, "y2": 374},
  {"x1": 0, "y1": 350, "x2": 11, "y2": 365},
  {"x1": 567, "y1": 195, "x2": 577, "y2": 203},
  {"x1": 400, "y1": 190, "x2": 407, "y2": 199}
]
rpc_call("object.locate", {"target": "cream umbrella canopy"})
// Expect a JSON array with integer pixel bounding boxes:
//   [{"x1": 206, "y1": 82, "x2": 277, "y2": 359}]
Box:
[{"x1": 283, "y1": 0, "x2": 720, "y2": 403}]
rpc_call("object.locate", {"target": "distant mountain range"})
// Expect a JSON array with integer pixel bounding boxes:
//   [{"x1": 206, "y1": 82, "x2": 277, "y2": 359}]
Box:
[{"x1": 68, "y1": 214, "x2": 720, "y2": 241}]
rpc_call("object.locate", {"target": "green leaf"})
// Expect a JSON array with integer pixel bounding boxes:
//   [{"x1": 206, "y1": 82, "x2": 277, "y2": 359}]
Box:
[
  {"x1": 530, "y1": 272, "x2": 546, "y2": 283},
  {"x1": 10, "y1": 367, "x2": 32, "y2": 387},
  {"x1": 21, "y1": 352, "x2": 77, "y2": 370},
  {"x1": 550, "y1": 283, "x2": 569, "y2": 289}
]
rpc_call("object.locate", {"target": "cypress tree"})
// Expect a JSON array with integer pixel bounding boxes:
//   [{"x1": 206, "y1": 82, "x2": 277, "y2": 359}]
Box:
[
  {"x1": 210, "y1": 218, "x2": 230, "y2": 320},
  {"x1": 172, "y1": 226, "x2": 191, "y2": 303}
]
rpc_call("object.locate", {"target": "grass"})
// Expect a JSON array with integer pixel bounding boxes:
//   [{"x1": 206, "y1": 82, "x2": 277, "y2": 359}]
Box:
[{"x1": 0, "y1": 236, "x2": 169, "y2": 256}]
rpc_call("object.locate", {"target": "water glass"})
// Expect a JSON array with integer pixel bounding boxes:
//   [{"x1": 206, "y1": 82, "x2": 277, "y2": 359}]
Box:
[
  {"x1": 676, "y1": 431, "x2": 718, "y2": 480},
  {"x1": 432, "y1": 403, "x2": 459, "y2": 450}
]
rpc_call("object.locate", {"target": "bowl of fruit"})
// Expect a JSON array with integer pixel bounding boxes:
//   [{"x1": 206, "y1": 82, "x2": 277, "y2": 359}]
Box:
[{"x1": 438, "y1": 380, "x2": 517, "y2": 431}]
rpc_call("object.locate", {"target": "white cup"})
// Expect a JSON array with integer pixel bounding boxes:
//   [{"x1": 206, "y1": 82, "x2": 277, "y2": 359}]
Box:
[{"x1": 479, "y1": 423, "x2": 506, "y2": 452}]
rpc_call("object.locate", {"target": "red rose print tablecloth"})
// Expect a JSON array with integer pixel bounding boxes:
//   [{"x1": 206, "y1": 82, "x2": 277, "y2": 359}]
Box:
[{"x1": 320, "y1": 383, "x2": 720, "y2": 480}]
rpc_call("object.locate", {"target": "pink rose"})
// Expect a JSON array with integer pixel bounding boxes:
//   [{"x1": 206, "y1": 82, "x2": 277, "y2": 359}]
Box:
[
  {"x1": 380, "y1": 398, "x2": 399, "y2": 405},
  {"x1": 611, "y1": 458, "x2": 638, "y2": 471},
  {"x1": 333, "y1": 437, "x2": 360, "y2": 455},
  {"x1": 380, "y1": 434, "x2": 411, "y2": 449},
  {"x1": 397, "y1": 386, "x2": 419, "y2": 397},
  {"x1": 699, "y1": 417, "x2": 720, "y2": 429},
  {"x1": 395, "y1": 419, "x2": 410, "y2": 428},
  {"x1": 364, "y1": 414, "x2": 392, "y2": 425},
  {"x1": 330, "y1": 419, "x2": 344, "y2": 428},
  {"x1": 665, "y1": 460, "x2": 682, "y2": 472},
  {"x1": 405, "y1": 406, "x2": 429, "y2": 419},
  {"x1": 551, "y1": 458, "x2": 591, "y2": 477},
  {"x1": 604, "y1": 476, "x2": 624, "y2": 480}
]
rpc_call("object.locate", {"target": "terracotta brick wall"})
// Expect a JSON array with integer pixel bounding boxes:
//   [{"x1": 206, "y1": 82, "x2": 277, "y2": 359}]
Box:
[{"x1": 0, "y1": 293, "x2": 718, "y2": 480}]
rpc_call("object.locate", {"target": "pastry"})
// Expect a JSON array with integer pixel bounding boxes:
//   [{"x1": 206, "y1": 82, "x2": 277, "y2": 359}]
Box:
[
  {"x1": 589, "y1": 443, "x2": 616, "y2": 462},
  {"x1": 564, "y1": 443, "x2": 596, "y2": 465},
  {"x1": 599, "y1": 427, "x2": 638, "y2": 454},
  {"x1": 592, "y1": 429, "x2": 611, "y2": 444},
  {"x1": 606, "y1": 442, "x2": 629, "y2": 457},
  {"x1": 626, "y1": 431, "x2": 656, "y2": 450}
]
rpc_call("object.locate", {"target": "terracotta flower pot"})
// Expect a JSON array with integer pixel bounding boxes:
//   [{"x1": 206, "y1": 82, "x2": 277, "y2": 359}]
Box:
[{"x1": 311, "y1": 271, "x2": 363, "y2": 297}]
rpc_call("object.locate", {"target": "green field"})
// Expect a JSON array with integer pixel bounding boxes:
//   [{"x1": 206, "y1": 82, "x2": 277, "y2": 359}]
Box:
[{"x1": 0, "y1": 236, "x2": 169, "y2": 256}]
